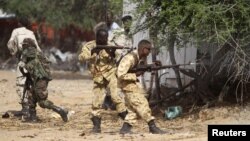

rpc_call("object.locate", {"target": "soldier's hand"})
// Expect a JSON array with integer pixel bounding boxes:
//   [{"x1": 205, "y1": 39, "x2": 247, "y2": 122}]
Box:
[
  {"x1": 153, "y1": 60, "x2": 162, "y2": 66},
  {"x1": 106, "y1": 49, "x2": 116, "y2": 58},
  {"x1": 19, "y1": 66, "x2": 28, "y2": 76},
  {"x1": 91, "y1": 48, "x2": 99, "y2": 55},
  {"x1": 136, "y1": 71, "x2": 144, "y2": 77},
  {"x1": 18, "y1": 61, "x2": 25, "y2": 68}
]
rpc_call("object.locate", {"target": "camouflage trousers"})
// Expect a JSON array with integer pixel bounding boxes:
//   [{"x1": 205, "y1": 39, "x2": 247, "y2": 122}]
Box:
[
  {"x1": 91, "y1": 74, "x2": 126, "y2": 118},
  {"x1": 27, "y1": 79, "x2": 54, "y2": 110},
  {"x1": 121, "y1": 82, "x2": 155, "y2": 125}
]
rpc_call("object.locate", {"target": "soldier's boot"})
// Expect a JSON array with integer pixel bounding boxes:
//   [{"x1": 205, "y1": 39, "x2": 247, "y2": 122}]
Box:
[
  {"x1": 51, "y1": 105, "x2": 68, "y2": 122},
  {"x1": 91, "y1": 116, "x2": 101, "y2": 133},
  {"x1": 119, "y1": 122, "x2": 133, "y2": 134},
  {"x1": 118, "y1": 110, "x2": 128, "y2": 120},
  {"x1": 20, "y1": 102, "x2": 30, "y2": 118},
  {"x1": 23, "y1": 108, "x2": 38, "y2": 122},
  {"x1": 29, "y1": 108, "x2": 38, "y2": 122},
  {"x1": 148, "y1": 120, "x2": 166, "y2": 134}
]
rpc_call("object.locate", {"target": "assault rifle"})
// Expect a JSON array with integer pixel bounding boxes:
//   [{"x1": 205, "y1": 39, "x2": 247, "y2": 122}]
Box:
[
  {"x1": 91, "y1": 45, "x2": 135, "y2": 55},
  {"x1": 95, "y1": 45, "x2": 135, "y2": 50},
  {"x1": 19, "y1": 67, "x2": 32, "y2": 105},
  {"x1": 128, "y1": 62, "x2": 196, "y2": 73}
]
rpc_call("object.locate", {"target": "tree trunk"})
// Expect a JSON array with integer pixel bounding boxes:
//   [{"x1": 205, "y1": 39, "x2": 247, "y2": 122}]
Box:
[
  {"x1": 168, "y1": 33, "x2": 183, "y2": 93},
  {"x1": 151, "y1": 45, "x2": 161, "y2": 101}
]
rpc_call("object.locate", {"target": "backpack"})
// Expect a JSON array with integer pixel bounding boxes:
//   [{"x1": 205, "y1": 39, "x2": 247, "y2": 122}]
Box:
[{"x1": 23, "y1": 47, "x2": 52, "y2": 82}]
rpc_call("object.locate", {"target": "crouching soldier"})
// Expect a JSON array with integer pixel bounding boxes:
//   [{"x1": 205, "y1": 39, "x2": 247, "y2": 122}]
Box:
[{"x1": 19, "y1": 38, "x2": 68, "y2": 122}]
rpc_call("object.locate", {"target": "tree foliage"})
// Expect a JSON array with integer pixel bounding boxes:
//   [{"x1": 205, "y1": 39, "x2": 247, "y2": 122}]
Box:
[
  {"x1": 134, "y1": 0, "x2": 250, "y2": 47},
  {"x1": 133, "y1": 0, "x2": 250, "y2": 102},
  {"x1": 0, "y1": 0, "x2": 123, "y2": 29}
]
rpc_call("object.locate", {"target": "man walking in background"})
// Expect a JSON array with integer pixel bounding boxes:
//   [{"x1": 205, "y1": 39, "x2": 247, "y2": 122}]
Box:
[{"x1": 109, "y1": 14, "x2": 134, "y2": 63}]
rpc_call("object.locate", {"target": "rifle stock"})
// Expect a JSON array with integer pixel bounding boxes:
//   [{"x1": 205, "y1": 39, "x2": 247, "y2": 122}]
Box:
[{"x1": 19, "y1": 67, "x2": 32, "y2": 104}]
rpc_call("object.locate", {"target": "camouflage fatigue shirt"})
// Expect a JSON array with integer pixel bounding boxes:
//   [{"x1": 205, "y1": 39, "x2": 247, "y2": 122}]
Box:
[
  {"x1": 109, "y1": 28, "x2": 133, "y2": 62},
  {"x1": 78, "y1": 40, "x2": 117, "y2": 84},
  {"x1": 21, "y1": 46, "x2": 52, "y2": 82},
  {"x1": 117, "y1": 50, "x2": 141, "y2": 91},
  {"x1": 109, "y1": 28, "x2": 133, "y2": 47}
]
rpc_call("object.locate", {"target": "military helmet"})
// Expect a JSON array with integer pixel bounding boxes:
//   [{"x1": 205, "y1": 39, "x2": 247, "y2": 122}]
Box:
[{"x1": 22, "y1": 38, "x2": 36, "y2": 47}]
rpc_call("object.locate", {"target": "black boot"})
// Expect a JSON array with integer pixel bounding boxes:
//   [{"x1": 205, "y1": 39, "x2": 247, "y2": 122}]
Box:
[
  {"x1": 23, "y1": 108, "x2": 38, "y2": 122},
  {"x1": 118, "y1": 110, "x2": 128, "y2": 120},
  {"x1": 148, "y1": 120, "x2": 166, "y2": 134},
  {"x1": 29, "y1": 108, "x2": 38, "y2": 122},
  {"x1": 91, "y1": 116, "x2": 101, "y2": 133},
  {"x1": 120, "y1": 122, "x2": 132, "y2": 134},
  {"x1": 51, "y1": 106, "x2": 68, "y2": 122},
  {"x1": 21, "y1": 102, "x2": 29, "y2": 117}
]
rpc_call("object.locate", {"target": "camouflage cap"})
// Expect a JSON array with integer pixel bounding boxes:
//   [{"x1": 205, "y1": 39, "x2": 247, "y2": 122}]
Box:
[{"x1": 122, "y1": 14, "x2": 132, "y2": 21}]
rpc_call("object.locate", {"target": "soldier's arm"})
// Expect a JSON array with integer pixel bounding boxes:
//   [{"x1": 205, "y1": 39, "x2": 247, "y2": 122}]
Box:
[
  {"x1": 7, "y1": 29, "x2": 17, "y2": 44},
  {"x1": 7, "y1": 30, "x2": 18, "y2": 55},
  {"x1": 78, "y1": 41, "x2": 96, "y2": 62},
  {"x1": 117, "y1": 54, "x2": 137, "y2": 81}
]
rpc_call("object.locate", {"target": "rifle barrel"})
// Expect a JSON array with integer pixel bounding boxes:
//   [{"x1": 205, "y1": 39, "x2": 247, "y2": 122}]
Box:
[
  {"x1": 95, "y1": 45, "x2": 134, "y2": 49},
  {"x1": 128, "y1": 63, "x2": 192, "y2": 73},
  {"x1": 159, "y1": 63, "x2": 190, "y2": 69}
]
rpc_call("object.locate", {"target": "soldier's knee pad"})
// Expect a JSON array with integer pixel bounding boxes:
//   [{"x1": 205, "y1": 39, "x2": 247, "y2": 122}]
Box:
[{"x1": 39, "y1": 100, "x2": 54, "y2": 109}]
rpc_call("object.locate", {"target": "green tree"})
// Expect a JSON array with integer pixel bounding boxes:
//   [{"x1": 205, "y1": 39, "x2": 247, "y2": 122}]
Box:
[
  {"x1": 133, "y1": 0, "x2": 250, "y2": 103},
  {"x1": 0, "y1": 0, "x2": 123, "y2": 29},
  {"x1": 0, "y1": 0, "x2": 122, "y2": 60}
]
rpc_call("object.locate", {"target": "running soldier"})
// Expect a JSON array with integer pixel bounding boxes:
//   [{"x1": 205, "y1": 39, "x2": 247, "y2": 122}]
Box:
[
  {"x1": 19, "y1": 38, "x2": 68, "y2": 122},
  {"x1": 7, "y1": 17, "x2": 41, "y2": 116}
]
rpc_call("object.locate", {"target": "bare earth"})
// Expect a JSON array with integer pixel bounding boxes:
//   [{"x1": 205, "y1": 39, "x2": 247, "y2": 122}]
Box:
[{"x1": 0, "y1": 70, "x2": 250, "y2": 141}]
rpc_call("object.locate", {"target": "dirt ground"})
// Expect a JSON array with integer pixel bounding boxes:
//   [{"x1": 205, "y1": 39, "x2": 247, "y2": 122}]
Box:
[{"x1": 0, "y1": 70, "x2": 250, "y2": 141}]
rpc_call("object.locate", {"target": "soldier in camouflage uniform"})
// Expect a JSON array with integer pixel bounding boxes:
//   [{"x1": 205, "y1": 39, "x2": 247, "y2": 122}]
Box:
[
  {"x1": 7, "y1": 18, "x2": 41, "y2": 116},
  {"x1": 117, "y1": 39, "x2": 166, "y2": 134},
  {"x1": 109, "y1": 15, "x2": 133, "y2": 62},
  {"x1": 78, "y1": 29, "x2": 128, "y2": 133},
  {"x1": 19, "y1": 38, "x2": 68, "y2": 122}
]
